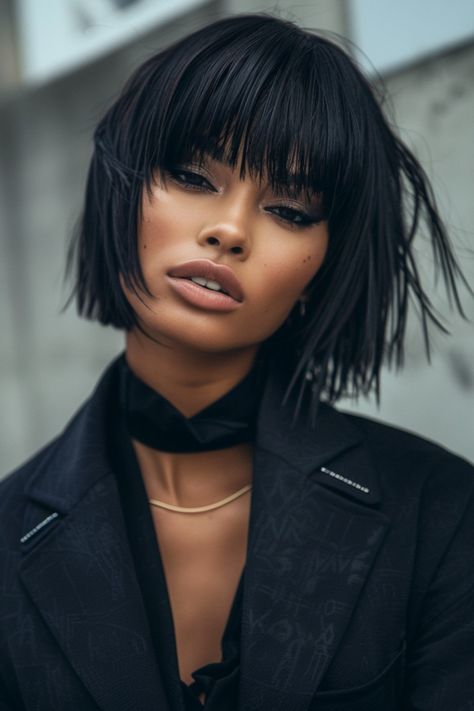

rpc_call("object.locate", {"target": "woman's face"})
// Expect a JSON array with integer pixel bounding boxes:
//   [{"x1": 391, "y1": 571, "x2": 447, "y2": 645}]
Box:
[{"x1": 121, "y1": 153, "x2": 329, "y2": 355}]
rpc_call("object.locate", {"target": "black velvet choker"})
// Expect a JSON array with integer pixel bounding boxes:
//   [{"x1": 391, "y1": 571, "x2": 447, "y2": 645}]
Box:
[{"x1": 118, "y1": 354, "x2": 266, "y2": 453}]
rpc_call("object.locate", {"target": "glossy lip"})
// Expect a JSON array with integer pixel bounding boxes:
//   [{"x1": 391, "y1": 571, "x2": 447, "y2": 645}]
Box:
[
  {"x1": 166, "y1": 276, "x2": 242, "y2": 312},
  {"x1": 167, "y1": 259, "x2": 244, "y2": 302}
]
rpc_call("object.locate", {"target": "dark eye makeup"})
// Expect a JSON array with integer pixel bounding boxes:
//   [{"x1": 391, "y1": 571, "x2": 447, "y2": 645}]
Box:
[
  {"x1": 165, "y1": 168, "x2": 324, "y2": 228},
  {"x1": 167, "y1": 169, "x2": 215, "y2": 191}
]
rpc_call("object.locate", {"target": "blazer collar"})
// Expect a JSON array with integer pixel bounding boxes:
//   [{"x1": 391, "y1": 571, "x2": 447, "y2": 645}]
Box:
[
  {"x1": 255, "y1": 357, "x2": 381, "y2": 505},
  {"x1": 22, "y1": 358, "x2": 119, "y2": 516},
  {"x1": 18, "y1": 354, "x2": 389, "y2": 711}
]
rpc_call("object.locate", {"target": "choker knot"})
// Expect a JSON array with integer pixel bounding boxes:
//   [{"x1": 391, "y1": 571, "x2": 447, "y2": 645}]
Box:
[{"x1": 119, "y1": 355, "x2": 266, "y2": 453}]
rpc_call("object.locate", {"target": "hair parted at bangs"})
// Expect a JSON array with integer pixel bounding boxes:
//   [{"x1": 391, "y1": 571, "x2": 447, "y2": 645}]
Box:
[{"x1": 64, "y1": 12, "x2": 469, "y2": 421}]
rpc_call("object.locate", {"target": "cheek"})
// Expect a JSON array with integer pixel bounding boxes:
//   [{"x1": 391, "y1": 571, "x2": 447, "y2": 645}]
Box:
[
  {"x1": 139, "y1": 202, "x2": 172, "y2": 249},
  {"x1": 258, "y1": 236, "x2": 328, "y2": 306},
  {"x1": 137, "y1": 213, "x2": 185, "y2": 282},
  {"x1": 138, "y1": 188, "x2": 196, "y2": 250}
]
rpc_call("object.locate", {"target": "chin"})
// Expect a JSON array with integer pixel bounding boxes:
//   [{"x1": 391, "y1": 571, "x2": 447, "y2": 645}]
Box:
[{"x1": 135, "y1": 317, "x2": 253, "y2": 355}]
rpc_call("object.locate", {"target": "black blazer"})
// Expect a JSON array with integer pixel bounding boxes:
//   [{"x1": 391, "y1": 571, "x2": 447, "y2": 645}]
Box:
[{"x1": 1, "y1": 355, "x2": 473, "y2": 711}]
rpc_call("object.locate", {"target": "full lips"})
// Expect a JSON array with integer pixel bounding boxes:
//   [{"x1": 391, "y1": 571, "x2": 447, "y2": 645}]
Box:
[
  {"x1": 166, "y1": 276, "x2": 243, "y2": 312},
  {"x1": 167, "y1": 259, "x2": 244, "y2": 302}
]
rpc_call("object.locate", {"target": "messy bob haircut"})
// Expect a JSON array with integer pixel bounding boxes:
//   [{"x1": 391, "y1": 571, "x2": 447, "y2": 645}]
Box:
[{"x1": 65, "y1": 12, "x2": 468, "y2": 421}]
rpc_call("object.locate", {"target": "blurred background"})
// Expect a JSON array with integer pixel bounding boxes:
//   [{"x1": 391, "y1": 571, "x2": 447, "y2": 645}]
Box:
[{"x1": 0, "y1": 0, "x2": 473, "y2": 478}]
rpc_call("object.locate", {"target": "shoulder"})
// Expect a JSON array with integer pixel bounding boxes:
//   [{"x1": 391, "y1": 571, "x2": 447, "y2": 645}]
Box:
[
  {"x1": 0, "y1": 438, "x2": 58, "y2": 513},
  {"x1": 0, "y1": 429, "x2": 71, "y2": 553},
  {"x1": 341, "y1": 407, "x2": 471, "y2": 460},
  {"x1": 339, "y1": 407, "x2": 474, "y2": 512},
  {"x1": 0, "y1": 354, "x2": 123, "y2": 539},
  {"x1": 340, "y1": 407, "x2": 473, "y2": 471}
]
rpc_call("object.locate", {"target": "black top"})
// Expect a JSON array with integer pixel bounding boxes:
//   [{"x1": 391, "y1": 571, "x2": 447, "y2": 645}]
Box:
[{"x1": 110, "y1": 355, "x2": 266, "y2": 710}]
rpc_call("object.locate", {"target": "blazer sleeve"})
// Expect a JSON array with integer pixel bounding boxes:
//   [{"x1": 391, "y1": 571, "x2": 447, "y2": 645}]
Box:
[{"x1": 406, "y1": 468, "x2": 474, "y2": 711}]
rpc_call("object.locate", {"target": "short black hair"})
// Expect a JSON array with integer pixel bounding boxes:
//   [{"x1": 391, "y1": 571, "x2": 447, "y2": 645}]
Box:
[{"x1": 64, "y1": 12, "x2": 469, "y2": 419}]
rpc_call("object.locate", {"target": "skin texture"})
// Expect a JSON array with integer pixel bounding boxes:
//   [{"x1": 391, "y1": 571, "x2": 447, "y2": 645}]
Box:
[{"x1": 120, "y1": 152, "x2": 329, "y2": 688}]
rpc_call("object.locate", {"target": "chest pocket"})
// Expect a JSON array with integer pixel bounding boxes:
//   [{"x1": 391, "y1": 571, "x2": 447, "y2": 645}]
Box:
[{"x1": 308, "y1": 642, "x2": 406, "y2": 711}]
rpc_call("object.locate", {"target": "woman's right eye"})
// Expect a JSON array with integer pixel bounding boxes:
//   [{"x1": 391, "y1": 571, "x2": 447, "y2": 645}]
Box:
[{"x1": 167, "y1": 169, "x2": 215, "y2": 191}]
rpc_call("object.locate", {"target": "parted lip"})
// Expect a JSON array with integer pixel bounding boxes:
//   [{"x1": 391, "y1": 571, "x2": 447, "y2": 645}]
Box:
[{"x1": 167, "y1": 260, "x2": 244, "y2": 302}]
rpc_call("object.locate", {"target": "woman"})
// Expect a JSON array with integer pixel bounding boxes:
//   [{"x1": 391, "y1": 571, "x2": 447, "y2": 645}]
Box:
[{"x1": 0, "y1": 12, "x2": 473, "y2": 711}]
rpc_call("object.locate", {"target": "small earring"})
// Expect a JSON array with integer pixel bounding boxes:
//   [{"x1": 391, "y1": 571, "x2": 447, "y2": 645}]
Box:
[{"x1": 299, "y1": 298, "x2": 307, "y2": 317}]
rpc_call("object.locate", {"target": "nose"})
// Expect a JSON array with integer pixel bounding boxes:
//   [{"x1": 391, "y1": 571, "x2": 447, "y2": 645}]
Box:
[
  {"x1": 196, "y1": 207, "x2": 252, "y2": 259},
  {"x1": 197, "y1": 227, "x2": 250, "y2": 259},
  {"x1": 201, "y1": 233, "x2": 248, "y2": 257}
]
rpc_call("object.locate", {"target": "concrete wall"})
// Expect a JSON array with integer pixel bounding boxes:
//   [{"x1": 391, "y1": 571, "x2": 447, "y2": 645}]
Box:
[
  {"x1": 1, "y1": 0, "x2": 473, "y2": 478},
  {"x1": 340, "y1": 41, "x2": 474, "y2": 461}
]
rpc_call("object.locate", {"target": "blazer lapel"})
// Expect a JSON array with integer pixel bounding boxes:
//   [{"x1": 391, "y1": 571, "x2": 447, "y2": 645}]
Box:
[
  {"x1": 15, "y1": 354, "x2": 389, "y2": 711},
  {"x1": 239, "y1": 363, "x2": 391, "y2": 710},
  {"x1": 17, "y1": 359, "x2": 170, "y2": 711}
]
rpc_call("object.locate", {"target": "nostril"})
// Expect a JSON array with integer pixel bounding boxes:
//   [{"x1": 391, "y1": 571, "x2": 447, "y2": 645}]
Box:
[
  {"x1": 207, "y1": 237, "x2": 219, "y2": 245},
  {"x1": 231, "y1": 246, "x2": 243, "y2": 254}
]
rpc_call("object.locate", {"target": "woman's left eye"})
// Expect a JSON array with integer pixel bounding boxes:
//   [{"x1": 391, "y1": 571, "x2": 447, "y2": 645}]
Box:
[{"x1": 268, "y1": 205, "x2": 316, "y2": 227}]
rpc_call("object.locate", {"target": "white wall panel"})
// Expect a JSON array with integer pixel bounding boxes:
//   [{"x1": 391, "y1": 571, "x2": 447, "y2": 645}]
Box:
[{"x1": 348, "y1": 0, "x2": 474, "y2": 74}]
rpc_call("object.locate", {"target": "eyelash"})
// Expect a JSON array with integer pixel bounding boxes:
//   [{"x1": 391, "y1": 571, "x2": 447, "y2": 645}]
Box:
[{"x1": 166, "y1": 169, "x2": 320, "y2": 228}]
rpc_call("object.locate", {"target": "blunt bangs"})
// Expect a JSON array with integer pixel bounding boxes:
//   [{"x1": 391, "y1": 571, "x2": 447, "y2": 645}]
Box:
[
  {"x1": 65, "y1": 13, "x2": 469, "y2": 422},
  {"x1": 140, "y1": 18, "x2": 346, "y2": 203}
]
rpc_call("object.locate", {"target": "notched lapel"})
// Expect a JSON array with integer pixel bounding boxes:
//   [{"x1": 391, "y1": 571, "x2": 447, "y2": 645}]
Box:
[
  {"x1": 239, "y1": 366, "x2": 390, "y2": 710},
  {"x1": 19, "y1": 472, "x2": 169, "y2": 711},
  {"x1": 17, "y1": 356, "x2": 171, "y2": 711}
]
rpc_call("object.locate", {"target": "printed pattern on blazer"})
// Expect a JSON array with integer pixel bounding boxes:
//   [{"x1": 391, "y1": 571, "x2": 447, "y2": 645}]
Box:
[{"x1": 1, "y1": 354, "x2": 474, "y2": 711}]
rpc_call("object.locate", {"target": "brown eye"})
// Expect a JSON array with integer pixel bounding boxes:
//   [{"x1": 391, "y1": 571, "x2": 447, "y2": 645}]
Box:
[
  {"x1": 168, "y1": 169, "x2": 215, "y2": 191},
  {"x1": 269, "y1": 205, "x2": 318, "y2": 227}
]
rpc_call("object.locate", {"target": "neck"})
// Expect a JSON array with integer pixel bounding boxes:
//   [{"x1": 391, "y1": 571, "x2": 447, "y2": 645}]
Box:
[
  {"x1": 123, "y1": 328, "x2": 259, "y2": 507},
  {"x1": 132, "y1": 439, "x2": 254, "y2": 507},
  {"x1": 124, "y1": 328, "x2": 260, "y2": 418}
]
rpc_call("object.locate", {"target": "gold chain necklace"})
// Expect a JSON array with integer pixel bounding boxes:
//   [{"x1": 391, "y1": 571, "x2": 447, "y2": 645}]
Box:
[{"x1": 148, "y1": 484, "x2": 252, "y2": 513}]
